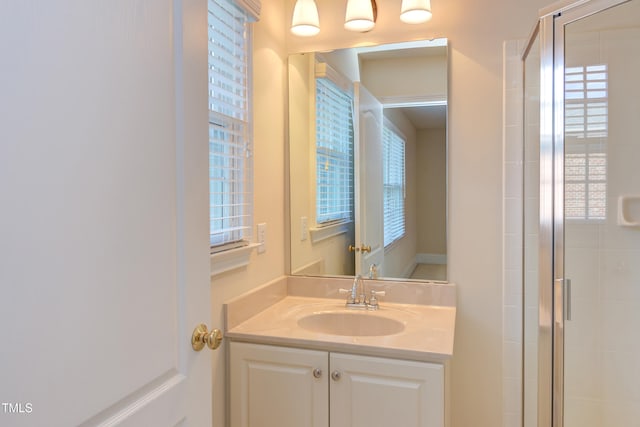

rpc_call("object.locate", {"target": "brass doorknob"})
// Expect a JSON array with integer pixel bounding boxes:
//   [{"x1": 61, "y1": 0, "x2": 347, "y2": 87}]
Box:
[
  {"x1": 348, "y1": 244, "x2": 360, "y2": 252},
  {"x1": 360, "y1": 245, "x2": 371, "y2": 253},
  {"x1": 191, "y1": 324, "x2": 223, "y2": 351}
]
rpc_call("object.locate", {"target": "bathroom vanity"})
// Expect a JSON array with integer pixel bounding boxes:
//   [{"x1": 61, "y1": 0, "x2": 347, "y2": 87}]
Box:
[{"x1": 224, "y1": 276, "x2": 456, "y2": 427}]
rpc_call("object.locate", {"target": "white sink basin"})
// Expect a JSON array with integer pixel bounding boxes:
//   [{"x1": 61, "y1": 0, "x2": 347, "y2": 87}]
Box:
[{"x1": 297, "y1": 311, "x2": 405, "y2": 336}]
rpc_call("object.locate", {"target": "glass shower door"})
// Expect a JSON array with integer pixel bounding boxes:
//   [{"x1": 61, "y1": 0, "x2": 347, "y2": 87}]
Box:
[{"x1": 561, "y1": 1, "x2": 640, "y2": 425}]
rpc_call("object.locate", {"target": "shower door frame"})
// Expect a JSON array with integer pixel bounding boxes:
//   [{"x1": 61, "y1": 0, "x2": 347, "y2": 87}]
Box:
[{"x1": 531, "y1": 0, "x2": 634, "y2": 426}]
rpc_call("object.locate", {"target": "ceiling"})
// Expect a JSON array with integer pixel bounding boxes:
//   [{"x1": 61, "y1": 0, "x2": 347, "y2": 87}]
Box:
[{"x1": 390, "y1": 104, "x2": 447, "y2": 130}]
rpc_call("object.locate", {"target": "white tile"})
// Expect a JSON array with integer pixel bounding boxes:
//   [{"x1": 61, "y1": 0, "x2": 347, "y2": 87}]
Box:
[
  {"x1": 503, "y1": 40, "x2": 520, "y2": 59},
  {"x1": 603, "y1": 300, "x2": 636, "y2": 352},
  {"x1": 503, "y1": 377, "x2": 522, "y2": 414},
  {"x1": 602, "y1": 399, "x2": 640, "y2": 427},
  {"x1": 523, "y1": 305, "x2": 538, "y2": 345},
  {"x1": 504, "y1": 125, "x2": 523, "y2": 163},
  {"x1": 565, "y1": 397, "x2": 603, "y2": 427},
  {"x1": 503, "y1": 340, "x2": 522, "y2": 378},
  {"x1": 505, "y1": 233, "x2": 523, "y2": 271},
  {"x1": 505, "y1": 162, "x2": 523, "y2": 198},
  {"x1": 505, "y1": 89, "x2": 523, "y2": 127},
  {"x1": 504, "y1": 197, "x2": 523, "y2": 234},
  {"x1": 504, "y1": 59, "x2": 523, "y2": 90},
  {"x1": 564, "y1": 344, "x2": 602, "y2": 398},
  {"x1": 503, "y1": 304, "x2": 523, "y2": 342},
  {"x1": 602, "y1": 349, "x2": 640, "y2": 401},
  {"x1": 503, "y1": 411, "x2": 520, "y2": 427},
  {"x1": 504, "y1": 268, "x2": 523, "y2": 306}
]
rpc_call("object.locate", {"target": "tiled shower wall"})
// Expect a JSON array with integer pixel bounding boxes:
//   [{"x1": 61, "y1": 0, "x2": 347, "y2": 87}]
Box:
[{"x1": 502, "y1": 39, "x2": 525, "y2": 427}]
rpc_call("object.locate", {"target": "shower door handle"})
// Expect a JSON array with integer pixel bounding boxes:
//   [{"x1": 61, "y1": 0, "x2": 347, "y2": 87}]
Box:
[
  {"x1": 565, "y1": 279, "x2": 572, "y2": 321},
  {"x1": 555, "y1": 278, "x2": 572, "y2": 323}
]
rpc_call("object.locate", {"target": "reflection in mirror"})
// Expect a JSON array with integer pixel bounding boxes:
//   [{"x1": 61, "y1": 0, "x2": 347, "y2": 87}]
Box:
[{"x1": 288, "y1": 39, "x2": 448, "y2": 282}]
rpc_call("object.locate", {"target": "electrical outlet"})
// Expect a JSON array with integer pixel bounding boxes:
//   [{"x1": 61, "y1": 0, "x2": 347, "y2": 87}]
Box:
[
  {"x1": 257, "y1": 223, "x2": 266, "y2": 254},
  {"x1": 300, "y1": 216, "x2": 308, "y2": 241}
]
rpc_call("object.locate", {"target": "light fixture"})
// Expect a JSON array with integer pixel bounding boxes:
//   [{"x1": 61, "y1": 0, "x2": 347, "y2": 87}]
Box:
[
  {"x1": 290, "y1": 0, "x2": 432, "y2": 37},
  {"x1": 290, "y1": 0, "x2": 320, "y2": 37},
  {"x1": 344, "y1": 0, "x2": 377, "y2": 32},
  {"x1": 400, "y1": 0, "x2": 432, "y2": 24}
]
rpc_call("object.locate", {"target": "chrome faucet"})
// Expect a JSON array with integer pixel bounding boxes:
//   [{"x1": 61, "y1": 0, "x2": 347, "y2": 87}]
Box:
[
  {"x1": 339, "y1": 275, "x2": 385, "y2": 310},
  {"x1": 352, "y1": 275, "x2": 366, "y2": 305}
]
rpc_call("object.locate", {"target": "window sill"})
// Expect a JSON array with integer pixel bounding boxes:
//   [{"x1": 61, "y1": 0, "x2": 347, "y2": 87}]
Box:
[
  {"x1": 309, "y1": 221, "x2": 352, "y2": 244},
  {"x1": 210, "y1": 243, "x2": 260, "y2": 277}
]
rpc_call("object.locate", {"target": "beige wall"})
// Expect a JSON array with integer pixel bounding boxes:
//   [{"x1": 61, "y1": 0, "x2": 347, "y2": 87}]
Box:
[
  {"x1": 209, "y1": 2, "x2": 288, "y2": 427},
  {"x1": 213, "y1": 0, "x2": 553, "y2": 426},
  {"x1": 416, "y1": 128, "x2": 447, "y2": 256},
  {"x1": 284, "y1": 0, "x2": 551, "y2": 426}
]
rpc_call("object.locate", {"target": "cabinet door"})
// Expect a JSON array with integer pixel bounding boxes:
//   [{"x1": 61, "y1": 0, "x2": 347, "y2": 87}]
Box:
[
  {"x1": 230, "y1": 342, "x2": 329, "y2": 427},
  {"x1": 330, "y1": 353, "x2": 444, "y2": 427}
]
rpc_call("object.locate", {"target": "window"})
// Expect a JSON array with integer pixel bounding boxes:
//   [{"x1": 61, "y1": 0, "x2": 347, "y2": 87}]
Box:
[
  {"x1": 315, "y1": 77, "x2": 354, "y2": 225},
  {"x1": 565, "y1": 64, "x2": 608, "y2": 221},
  {"x1": 565, "y1": 65, "x2": 608, "y2": 139},
  {"x1": 209, "y1": 0, "x2": 253, "y2": 252},
  {"x1": 565, "y1": 143, "x2": 607, "y2": 221},
  {"x1": 383, "y1": 121, "x2": 406, "y2": 247}
]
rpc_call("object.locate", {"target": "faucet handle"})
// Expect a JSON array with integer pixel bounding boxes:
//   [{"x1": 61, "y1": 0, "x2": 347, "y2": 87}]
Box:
[
  {"x1": 339, "y1": 288, "x2": 355, "y2": 303},
  {"x1": 368, "y1": 289, "x2": 385, "y2": 310}
]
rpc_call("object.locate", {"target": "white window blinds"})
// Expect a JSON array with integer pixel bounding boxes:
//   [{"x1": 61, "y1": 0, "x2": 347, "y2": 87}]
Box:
[
  {"x1": 383, "y1": 122, "x2": 406, "y2": 247},
  {"x1": 565, "y1": 64, "x2": 608, "y2": 221},
  {"x1": 315, "y1": 77, "x2": 354, "y2": 225},
  {"x1": 209, "y1": 0, "x2": 253, "y2": 251},
  {"x1": 565, "y1": 65, "x2": 608, "y2": 139},
  {"x1": 565, "y1": 143, "x2": 607, "y2": 221}
]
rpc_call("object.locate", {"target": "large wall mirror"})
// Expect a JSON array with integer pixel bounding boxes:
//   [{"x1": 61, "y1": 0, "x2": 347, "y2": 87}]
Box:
[{"x1": 288, "y1": 38, "x2": 448, "y2": 282}]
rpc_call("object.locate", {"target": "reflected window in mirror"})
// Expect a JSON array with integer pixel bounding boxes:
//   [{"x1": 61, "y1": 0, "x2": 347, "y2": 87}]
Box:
[
  {"x1": 382, "y1": 119, "x2": 406, "y2": 248},
  {"x1": 315, "y1": 77, "x2": 354, "y2": 225}
]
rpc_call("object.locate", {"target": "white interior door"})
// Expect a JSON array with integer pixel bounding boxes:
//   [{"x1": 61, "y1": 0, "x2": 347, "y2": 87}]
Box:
[
  {"x1": 0, "y1": 1, "x2": 212, "y2": 426},
  {"x1": 354, "y1": 83, "x2": 384, "y2": 276}
]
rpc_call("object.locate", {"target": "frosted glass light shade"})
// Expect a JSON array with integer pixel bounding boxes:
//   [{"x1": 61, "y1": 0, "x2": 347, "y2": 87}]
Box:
[
  {"x1": 291, "y1": 0, "x2": 320, "y2": 36},
  {"x1": 400, "y1": 0, "x2": 432, "y2": 24},
  {"x1": 344, "y1": 0, "x2": 376, "y2": 32}
]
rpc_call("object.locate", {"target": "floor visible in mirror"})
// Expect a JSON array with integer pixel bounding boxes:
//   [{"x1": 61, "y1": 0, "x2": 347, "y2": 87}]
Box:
[{"x1": 410, "y1": 264, "x2": 447, "y2": 281}]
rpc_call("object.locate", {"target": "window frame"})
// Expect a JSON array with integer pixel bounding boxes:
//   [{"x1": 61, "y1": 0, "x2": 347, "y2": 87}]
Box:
[{"x1": 209, "y1": 0, "x2": 260, "y2": 276}]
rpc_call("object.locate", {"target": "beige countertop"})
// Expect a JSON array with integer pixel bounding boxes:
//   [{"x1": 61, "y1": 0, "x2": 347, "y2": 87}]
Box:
[{"x1": 224, "y1": 276, "x2": 457, "y2": 363}]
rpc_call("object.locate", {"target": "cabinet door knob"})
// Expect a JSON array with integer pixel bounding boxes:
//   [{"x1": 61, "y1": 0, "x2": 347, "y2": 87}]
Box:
[
  {"x1": 331, "y1": 370, "x2": 341, "y2": 381},
  {"x1": 313, "y1": 368, "x2": 322, "y2": 378}
]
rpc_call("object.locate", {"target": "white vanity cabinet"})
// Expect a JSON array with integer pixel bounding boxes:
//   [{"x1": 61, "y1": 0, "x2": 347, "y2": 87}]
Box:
[
  {"x1": 230, "y1": 342, "x2": 445, "y2": 427},
  {"x1": 229, "y1": 342, "x2": 329, "y2": 427}
]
